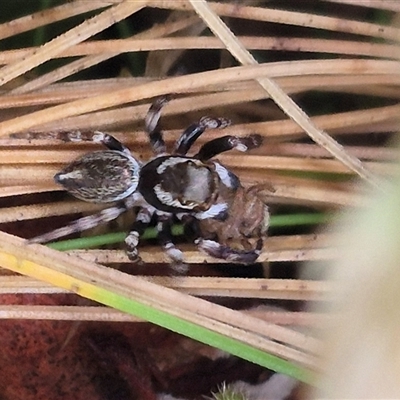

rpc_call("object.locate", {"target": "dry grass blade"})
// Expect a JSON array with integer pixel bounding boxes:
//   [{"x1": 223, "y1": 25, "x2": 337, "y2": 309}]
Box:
[
  {"x1": 0, "y1": 305, "x2": 332, "y2": 328},
  {"x1": 322, "y1": 0, "x2": 400, "y2": 12},
  {"x1": 2, "y1": 96, "x2": 399, "y2": 138},
  {"x1": 188, "y1": 0, "x2": 386, "y2": 189},
  {"x1": 0, "y1": 59, "x2": 398, "y2": 136},
  {"x1": 2, "y1": 37, "x2": 399, "y2": 63},
  {"x1": 0, "y1": 0, "x2": 147, "y2": 87},
  {"x1": 0, "y1": 185, "x2": 56, "y2": 198},
  {"x1": 156, "y1": 1, "x2": 400, "y2": 41},
  {"x1": 0, "y1": 231, "x2": 319, "y2": 368},
  {"x1": 0, "y1": 275, "x2": 331, "y2": 300},
  {"x1": 10, "y1": 15, "x2": 200, "y2": 94},
  {"x1": 0, "y1": 201, "x2": 104, "y2": 224},
  {"x1": 68, "y1": 236, "x2": 337, "y2": 264},
  {"x1": 0, "y1": 1, "x2": 112, "y2": 40}
]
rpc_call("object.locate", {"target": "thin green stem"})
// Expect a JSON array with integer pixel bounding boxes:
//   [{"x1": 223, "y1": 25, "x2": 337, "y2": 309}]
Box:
[{"x1": 48, "y1": 213, "x2": 329, "y2": 251}]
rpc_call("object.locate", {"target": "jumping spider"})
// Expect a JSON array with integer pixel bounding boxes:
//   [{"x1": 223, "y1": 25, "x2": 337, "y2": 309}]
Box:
[{"x1": 30, "y1": 98, "x2": 263, "y2": 270}]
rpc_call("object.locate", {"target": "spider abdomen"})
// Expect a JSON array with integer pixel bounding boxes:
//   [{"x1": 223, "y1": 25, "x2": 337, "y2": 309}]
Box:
[{"x1": 54, "y1": 150, "x2": 140, "y2": 203}]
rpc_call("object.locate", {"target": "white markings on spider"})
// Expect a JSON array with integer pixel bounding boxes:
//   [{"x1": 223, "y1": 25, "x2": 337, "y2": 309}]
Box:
[
  {"x1": 195, "y1": 202, "x2": 227, "y2": 219},
  {"x1": 183, "y1": 164, "x2": 212, "y2": 203},
  {"x1": 136, "y1": 209, "x2": 152, "y2": 224},
  {"x1": 164, "y1": 242, "x2": 185, "y2": 265},
  {"x1": 125, "y1": 232, "x2": 140, "y2": 259},
  {"x1": 101, "y1": 207, "x2": 124, "y2": 221},
  {"x1": 154, "y1": 184, "x2": 198, "y2": 210},
  {"x1": 125, "y1": 232, "x2": 139, "y2": 248},
  {"x1": 199, "y1": 116, "x2": 231, "y2": 129},
  {"x1": 196, "y1": 239, "x2": 220, "y2": 254},
  {"x1": 213, "y1": 162, "x2": 239, "y2": 189},
  {"x1": 67, "y1": 131, "x2": 82, "y2": 142},
  {"x1": 156, "y1": 157, "x2": 203, "y2": 174},
  {"x1": 92, "y1": 131, "x2": 105, "y2": 143},
  {"x1": 124, "y1": 193, "x2": 145, "y2": 209},
  {"x1": 55, "y1": 170, "x2": 84, "y2": 182},
  {"x1": 230, "y1": 137, "x2": 248, "y2": 152},
  {"x1": 262, "y1": 207, "x2": 270, "y2": 232}
]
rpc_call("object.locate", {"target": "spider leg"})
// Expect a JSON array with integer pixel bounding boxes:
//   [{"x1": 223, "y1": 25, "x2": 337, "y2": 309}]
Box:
[
  {"x1": 193, "y1": 203, "x2": 229, "y2": 221},
  {"x1": 28, "y1": 202, "x2": 129, "y2": 244},
  {"x1": 156, "y1": 214, "x2": 188, "y2": 274},
  {"x1": 124, "y1": 206, "x2": 154, "y2": 262},
  {"x1": 174, "y1": 117, "x2": 231, "y2": 155},
  {"x1": 195, "y1": 237, "x2": 263, "y2": 264},
  {"x1": 46, "y1": 130, "x2": 132, "y2": 154},
  {"x1": 145, "y1": 97, "x2": 169, "y2": 154},
  {"x1": 182, "y1": 216, "x2": 262, "y2": 264},
  {"x1": 92, "y1": 131, "x2": 131, "y2": 155},
  {"x1": 195, "y1": 134, "x2": 263, "y2": 161},
  {"x1": 174, "y1": 116, "x2": 231, "y2": 155}
]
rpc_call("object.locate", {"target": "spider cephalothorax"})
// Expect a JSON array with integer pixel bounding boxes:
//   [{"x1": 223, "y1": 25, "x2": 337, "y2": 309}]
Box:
[
  {"x1": 30, "y1": 97, "x2": 262, "y2": 270},
  {"x1": 138, "y1": 156, "x2": 219, "y2": 214}
]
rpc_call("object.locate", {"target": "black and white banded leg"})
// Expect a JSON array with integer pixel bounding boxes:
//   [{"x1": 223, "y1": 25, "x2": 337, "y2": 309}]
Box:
[
  {"x1": 156, "y1": 214, "x2": 188, "y2": 274},
  {"x1": 194, "y1": 134, "x2": 263, "y2": 193},
  {"x1": 145, "y1": 96, "x2": 232, "y2": 156},
  {"x1": 29, "y1": 202, "x2": 131, "y2": 244},
  {"x1": 144, "y1": 96, "x2": 169, "y2": 154},
  {"x1": 195, "y1": 134, "x2": 262, "y2": 161},
  {"x1": 124, "y1": 206, "x2": 154, "y2": 262},
  {"x1": 195, "y1": 237, "x2": 263, "y2": 264},
  {"x1": 40, "y1": 130, "x2": 131, "y2": 154},
  {"x1": 183, "y1": 216, "x2": 262, "y2": 264},
  {"x1": 92, "y1": 131, "x2": 132, "y2": 154},
  {"x1": 174, "y1": 116, "x2": 231, "y2": 155}
]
